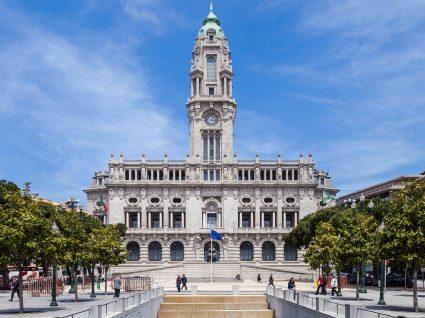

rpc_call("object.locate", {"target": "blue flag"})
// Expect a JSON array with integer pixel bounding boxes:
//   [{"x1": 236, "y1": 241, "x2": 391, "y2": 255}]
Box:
[{"x1": 211, "y1": 229, "x2": 222, "y2": 240}]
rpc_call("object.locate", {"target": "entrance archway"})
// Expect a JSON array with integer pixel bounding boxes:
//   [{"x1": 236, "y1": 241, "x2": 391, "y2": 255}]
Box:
[{"x1": 204, "y1": 241, "x2": 220, "y2": 262}]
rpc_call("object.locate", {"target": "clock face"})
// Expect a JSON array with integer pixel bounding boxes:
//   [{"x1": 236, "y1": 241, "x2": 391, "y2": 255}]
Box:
[{"x1": 205, "y1": 113, "x2": 218, "y2": 126}]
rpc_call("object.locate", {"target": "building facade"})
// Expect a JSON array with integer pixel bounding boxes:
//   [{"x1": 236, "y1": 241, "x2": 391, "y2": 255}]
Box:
[{"x1": 85, "y1": 4, "x2": 337, "y2": 280}]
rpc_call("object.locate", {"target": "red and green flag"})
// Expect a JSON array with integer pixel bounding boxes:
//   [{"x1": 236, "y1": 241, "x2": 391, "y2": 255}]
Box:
[{"x1": 99, "y1": 194, "x2": 108, "y2": 213}]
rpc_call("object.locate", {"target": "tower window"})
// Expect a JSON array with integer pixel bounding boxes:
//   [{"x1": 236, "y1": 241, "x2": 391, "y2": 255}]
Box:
[
  {"x1": 207, "y1": 56, "x2": 216, "y2": 81},
  {"x1": 209, "y1": 87, "x2": 214, "y2": 95},
  {"x1": 209, "y1": 35, "x2": 214, "y2": 41}
]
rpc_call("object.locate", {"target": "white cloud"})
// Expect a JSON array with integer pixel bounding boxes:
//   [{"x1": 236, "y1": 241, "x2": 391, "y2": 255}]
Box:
[{"x1": 0, "y1": 4, "x2": 187, "y2": 201}]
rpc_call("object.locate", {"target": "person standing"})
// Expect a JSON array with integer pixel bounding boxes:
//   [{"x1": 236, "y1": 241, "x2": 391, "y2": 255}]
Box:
[
  {"x1": 181, "y1": 274, "x2": 188, "y2": 290},
  {"x1": 257, "y1": 274, "x2": 262, "y2": 284},
  {"x1": 113, "y1": 275, "x2": 122, "y2": 298},
  {"x1": 288, "y1": 277, "x2": 296, "y2": 299},
  {"x1": 176, "y1": 275, "x2": 182, "y2": 292},
  {"x1": 268, "y1": 274, "x2": 275, "y2": 287},
  {"x1": 9, "y1": 277, "x2": 20, "y2": 301},
  {"x1": 331, "y1": 275, "x2": 338, "y2": 296}
]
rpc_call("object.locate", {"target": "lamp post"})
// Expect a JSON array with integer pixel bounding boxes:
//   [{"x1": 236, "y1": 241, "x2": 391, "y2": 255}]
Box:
[
  {"x1": 378, "y1": 221, "x2": 386, "y2": 305},
  {"x1": 65, "y1": 196, "x2": 80, "y2": 294},
  {"x1": 358, "y1": 194, "x2": 368, "y2": 294},
  {"x1": 90, "y1": 265, "x2": 96, "y2": 298},
  {"x1": 50, "y1": 221, "x2": 60, "y2": 307},
  {"x1": 336, "y1": 234, "x2": 342, "y2": 297}
]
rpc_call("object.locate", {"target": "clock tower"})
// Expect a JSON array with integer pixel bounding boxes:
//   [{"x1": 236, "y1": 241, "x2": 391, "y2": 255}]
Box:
[{"x1": 186, "y1": 2, "x2": 236, "y2": 164}]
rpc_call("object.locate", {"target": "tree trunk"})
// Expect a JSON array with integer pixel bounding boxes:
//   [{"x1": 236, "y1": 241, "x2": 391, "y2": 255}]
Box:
[
  {"x1": 74, "y1": 268, "x2": 79, "y2": 302},
  {"x1": 1, "y1": 267, "x2": 10, "y2": 290},
  {"x1": 356, "y1": 268, "x2": 360, "y2": 301},
  {"x1": 413, "y1": 264, "x2": 418, "y2": 312},
  {"x1": 104, "y1": 267, "x2": 108, "y2": 295},
  {"x1": 18, "y1": 268, "x2": 24, "y2": 313}
]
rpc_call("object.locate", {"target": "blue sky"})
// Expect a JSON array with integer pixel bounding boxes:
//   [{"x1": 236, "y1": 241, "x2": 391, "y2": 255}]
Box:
[{"x1": 0, "y1": 0, "x2": 424, "y2": 204}]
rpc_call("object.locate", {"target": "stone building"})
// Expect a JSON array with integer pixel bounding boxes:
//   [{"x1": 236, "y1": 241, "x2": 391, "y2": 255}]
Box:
[{"x1": 85, "y1": 4, "x2": 337, "y2": 280}]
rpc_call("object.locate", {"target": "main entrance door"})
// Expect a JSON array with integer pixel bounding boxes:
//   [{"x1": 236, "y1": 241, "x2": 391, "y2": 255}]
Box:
[{"x1": 204, "y1": 241, "x2": 220, "y2": 262}]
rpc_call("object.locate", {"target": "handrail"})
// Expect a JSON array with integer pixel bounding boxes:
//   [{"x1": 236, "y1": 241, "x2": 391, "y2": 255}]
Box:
[{"x1": 356, "y1": 307, "x2": 396, "y2": 318}]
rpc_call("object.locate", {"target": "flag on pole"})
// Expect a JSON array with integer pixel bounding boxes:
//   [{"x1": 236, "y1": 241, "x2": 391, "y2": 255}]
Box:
[
  {"x1": 211, "y1": 229, "x2": 221, "y2": 240},
  {"x1": 99, "y1": 194, "x2": 108, "y2": 213}
]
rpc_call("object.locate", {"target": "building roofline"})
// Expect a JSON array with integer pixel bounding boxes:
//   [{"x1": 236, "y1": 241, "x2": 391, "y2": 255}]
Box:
[{"x1": 338, "y1": 175, "x2": 422, "y2": 200}]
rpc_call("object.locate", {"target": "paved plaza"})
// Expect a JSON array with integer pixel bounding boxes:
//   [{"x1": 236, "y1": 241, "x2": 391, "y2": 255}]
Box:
[{"x1": 0, "y1": 280, "x2": 424, "y2": 318}]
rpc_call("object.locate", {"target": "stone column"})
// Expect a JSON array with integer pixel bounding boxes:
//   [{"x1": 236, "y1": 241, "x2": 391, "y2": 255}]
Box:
[
  {"x1": 239, "y1": 212, "x2": 242, "y2": 228},
  {"x1": 147, "y1": 212, "x2": 151, "y2": 228},
  {"x1": 170, "y1": 212, "x2": 174, "y2": 228},
  {"x1": 283, "y1": 211, "x2": 287, "y2": 228},
  {"x1": 159, "y1": 212, "x2": 163, "y2": 228}
]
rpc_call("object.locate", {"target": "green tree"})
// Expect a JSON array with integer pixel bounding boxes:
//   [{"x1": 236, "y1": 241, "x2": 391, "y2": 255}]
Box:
[
  {"x1": 380, "y1": 179, "x2": 425, "y2": 312},
  {"x1": 0, "y1": 184, "x2": 53, "y2": 313},
  {"x1": 55, "y1": 210, "x2": 101, "y2": 302},
  {"x1": 88, "y1": 225, "x2": 127, "y2": 294},
  {"x1": 331, "y1": 210, "x2": 378, "y2": 300},
  {"x1": 304, "y1": 222, "x2": 338, "y2": 275},
  {"x1": 285, "y1": 206, "x2": 345, "y2": 248},
  {"x1": 0, "y1": 180, "x2": 20, "y2": 290}
]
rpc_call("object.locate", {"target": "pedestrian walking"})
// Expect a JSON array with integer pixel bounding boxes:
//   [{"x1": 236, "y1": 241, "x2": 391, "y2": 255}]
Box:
[
  {"x1": 288, "y1": 277, "x2": 296, "y2": 299},
  {"x1": 113, "y1": 275, "x2": 122, "y2": 297},
  {"x1": 268, "y1": 274, "x2": 275, "y2": 287},
  {"x1": 257, "y1": 274, "x2": 262, "y2": 284},
  {"x1": 181, "y1": 274, "x2": 188, "y2": 290},
  {"x1": 331, "y1": 275, "x2": 338, "y2": 296},
  {"x1": 176, "y1": 274, "x2": 182, "y2": 292},
  {"x1": 315, "y1": 274, "x2": 325, "y2": 295},
  {"x1": 9, "y1": 277, "x2": 20, "y2": 301}
]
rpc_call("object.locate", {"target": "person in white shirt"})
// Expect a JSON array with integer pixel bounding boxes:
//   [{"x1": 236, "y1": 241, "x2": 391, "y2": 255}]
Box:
[{"x1": 331, "y1": 275, "x2": 338, "y2": 296}]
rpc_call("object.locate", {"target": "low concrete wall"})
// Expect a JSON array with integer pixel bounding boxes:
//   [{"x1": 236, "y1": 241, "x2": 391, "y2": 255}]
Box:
[{"x1": 60, "y1": 288, "x2": 164, "y2": 318}]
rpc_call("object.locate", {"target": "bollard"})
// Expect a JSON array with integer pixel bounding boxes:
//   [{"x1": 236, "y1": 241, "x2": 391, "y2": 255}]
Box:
[{"x1": 232, "y1": 285, "x2": 239, "y2": 295}]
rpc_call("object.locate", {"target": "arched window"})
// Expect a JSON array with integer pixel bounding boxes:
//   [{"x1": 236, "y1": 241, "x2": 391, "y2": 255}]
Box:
[
  {"x1": 240, "y1": 241, "x2": 254, "y2": 261},
  {"x1": 206, "y1": 203, "x2": 217, "y2": 228},
  {"x1": 262, "y1": 241, "x2": 275, "y2": 261},
  {"x1": 284, "y1": 243, "x2": 298, "y2": 261},
  {"x1": 207, "y1": 56, "x2": 216, "y2": 81},
  {"x1": 170, "y1": 241, "x2": 184, "y2": 261},
  {"x1": 126, "y1": 242, "x2": 140, "y2": 261},
  {"x1": 148, "y1": 241, "x2": 162, "y2": 261}
]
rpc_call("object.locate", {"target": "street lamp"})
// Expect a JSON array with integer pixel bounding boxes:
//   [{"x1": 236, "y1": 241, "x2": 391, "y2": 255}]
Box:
[
  {"x1": 378, "y1": 221, "x2": 386, "y2": 305},
  {"x1": 359, "y1": 194, "x2": 367, "y2": 294},
  {"x1": 50, "y1": 222, "x2": 59, "y2": 307},
  {"x1": 65, "y1": 196, "x2": 83, "y2": 295},
  {"x1": 336, "y1": 234, "x2": 342, "y2": 297}
]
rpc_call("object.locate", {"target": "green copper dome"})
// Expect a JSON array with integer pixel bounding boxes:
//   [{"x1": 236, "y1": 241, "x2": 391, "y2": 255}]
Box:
[{"x1": 198, "y1": 2, "x2": 225, "y2": 38}]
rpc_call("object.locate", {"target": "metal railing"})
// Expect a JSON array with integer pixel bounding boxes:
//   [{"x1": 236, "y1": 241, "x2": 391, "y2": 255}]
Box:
[
  {"x1": 355, "y1": 308, "x2": 396, "y2": 318},
  {"x1": 322, "y1": 298, "x2": 345, "y2": 317}
]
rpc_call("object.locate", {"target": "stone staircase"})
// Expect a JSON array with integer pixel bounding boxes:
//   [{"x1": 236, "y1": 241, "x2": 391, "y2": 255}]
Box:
[{"x1": 157, "y1": 295, "x2": 273, "y2": 318}]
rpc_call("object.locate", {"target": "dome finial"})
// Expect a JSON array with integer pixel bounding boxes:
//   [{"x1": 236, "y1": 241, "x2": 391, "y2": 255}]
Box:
[{"x1": 210, "y1": 1, "x2": 213, "y2": 12}]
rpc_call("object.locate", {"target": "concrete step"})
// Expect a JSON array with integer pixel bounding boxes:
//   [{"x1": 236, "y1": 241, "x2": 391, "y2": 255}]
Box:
[
  {"x1": 158, "y1": 309, "x2": 273, "y2": 318},
  {"x1": 158, "y1": 295, "x2": 273, "y2": 318},
  {"x1": 163, "y1": 295, "x2": 267, "y2": 303},
  {"x1": 160, "y1": 302, "x2": 268, "y2": 310}
]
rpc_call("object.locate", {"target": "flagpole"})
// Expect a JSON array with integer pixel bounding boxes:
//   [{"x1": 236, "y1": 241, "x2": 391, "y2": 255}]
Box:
[{"x1": 210, "y1": 230, "x2": 213, "y2": 284}]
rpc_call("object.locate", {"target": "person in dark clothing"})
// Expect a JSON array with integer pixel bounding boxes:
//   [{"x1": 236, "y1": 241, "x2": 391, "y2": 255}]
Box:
[
  {"x1": 181, "y1": 274, "x2": 188, "y2": 290},
  {"x1": 268, "y1": 274, "x2": 275, "y2": 287},
  {"x1": 257, "y1": 274, "x2": 262, "y2": 284},
  {"x1": 176, "y1": 275, "x2": 182, "y2": 292},
  {"x1": 288, "y1": 277, "x2": 296, "y2": 300},
  {"x1": 9, "y1": 278, "x2": 20, "y2": 301}
]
